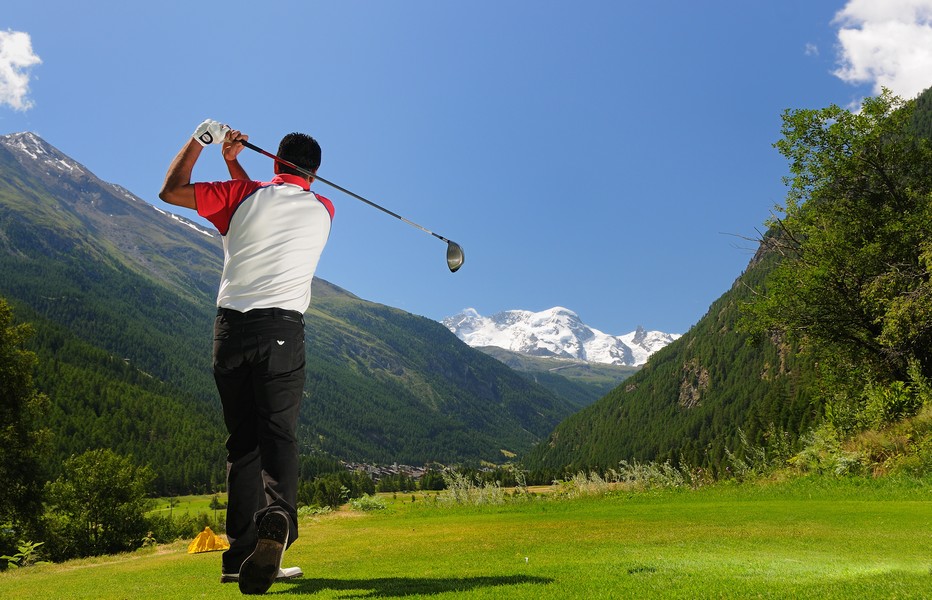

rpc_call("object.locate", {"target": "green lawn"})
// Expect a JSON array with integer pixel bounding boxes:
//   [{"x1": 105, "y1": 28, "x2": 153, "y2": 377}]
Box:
[
  {"x1": 149, "y1": 494, "x2": 227, "y2": 519},
  {"x1": 2, "y1": 477, "x2": 931, "y2": 598}
]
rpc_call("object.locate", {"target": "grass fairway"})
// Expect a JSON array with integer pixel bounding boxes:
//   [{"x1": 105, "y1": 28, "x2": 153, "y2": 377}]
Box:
[{"x1": 2, "y1": 477, "x2": 931, "y2": 598}]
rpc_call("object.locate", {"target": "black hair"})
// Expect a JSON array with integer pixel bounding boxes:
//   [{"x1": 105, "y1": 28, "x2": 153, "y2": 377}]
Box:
[{"x1": 277, "y1": 132, "x2": 322, "y2": 177}]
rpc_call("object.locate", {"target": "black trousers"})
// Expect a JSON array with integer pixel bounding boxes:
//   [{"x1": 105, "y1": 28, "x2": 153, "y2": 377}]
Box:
[{"x1": 213, "y1": 307, "x2": 306, "y2": 573}]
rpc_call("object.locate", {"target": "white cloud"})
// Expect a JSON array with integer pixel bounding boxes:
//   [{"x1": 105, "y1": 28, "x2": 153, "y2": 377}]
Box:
[
  {"x1": 833, "y1": 0, "x2": 932, "y2": 98},
  {"x1": 0, "y1": 30, "x2": 42, "y2": 111}
]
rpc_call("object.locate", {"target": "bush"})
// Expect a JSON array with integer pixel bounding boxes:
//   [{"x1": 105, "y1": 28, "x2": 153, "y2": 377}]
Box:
[
  {"x1": 552, "y1": 472, "x2": 613, "y2": 499},
  {"x1": 43, "y1": 449, "x2": 155, "y2": 561},
  {"x1": 862, "y1": 380, "x2": 923, "y2": 430},
  {"x1": 436, "y1": 470, "x2": 507, "y2": 507},
  {"x1": 297, "y1": 505, "x2": 332, "y2": 517},
  {"x1": 789, "y1": 426, "x2": 865, "y2": 477},
  {"x1": 723, "y1": 426, "x2": 794, "y2": 481},
  {"x1": 845, "y1": 404, "x2": 932, "y2": 476},
  {"x1": 349, "y1": 494, "x2": 387, "y2": 511},
  {"x1": 0, "y1": 540, "x2": 48, "y2": 570},
  {"x1": 614, "y1": 459, "x2": 719, "y2": 490}
]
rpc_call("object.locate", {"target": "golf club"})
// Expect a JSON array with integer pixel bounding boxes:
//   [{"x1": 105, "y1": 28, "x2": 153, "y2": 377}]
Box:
[{"x1": 238, "y1": 139, "x2": 465, "y2": 273}]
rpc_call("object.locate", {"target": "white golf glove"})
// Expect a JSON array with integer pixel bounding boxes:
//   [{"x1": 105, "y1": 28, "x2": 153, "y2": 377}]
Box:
[{"x1": 192, "y1": 119, "x2": 230, "y2": 146}]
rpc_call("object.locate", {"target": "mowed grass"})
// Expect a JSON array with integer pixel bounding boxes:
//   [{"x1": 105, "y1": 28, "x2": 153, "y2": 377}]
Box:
[
  {"x1": 149, "y1": 494, "x2": 227, "y2": 519},
  {"x1": 2, "y1": 477, "x2": 931, "y2": 599}
]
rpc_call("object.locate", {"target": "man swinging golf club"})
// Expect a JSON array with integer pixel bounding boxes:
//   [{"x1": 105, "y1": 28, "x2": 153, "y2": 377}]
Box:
[{"x1": 160, "y1": 119, "x2": 334, "y2": 595}]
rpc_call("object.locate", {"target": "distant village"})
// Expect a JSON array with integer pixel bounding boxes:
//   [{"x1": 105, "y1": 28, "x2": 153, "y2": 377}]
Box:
[{"x1": 341, "y1": 461, "x2": 431, "y2": 482}]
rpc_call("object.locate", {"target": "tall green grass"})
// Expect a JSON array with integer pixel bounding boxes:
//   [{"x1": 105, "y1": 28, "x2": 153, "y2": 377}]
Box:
[{"x1": 2, "y1": 477, "x2": 931, "y2": 598}]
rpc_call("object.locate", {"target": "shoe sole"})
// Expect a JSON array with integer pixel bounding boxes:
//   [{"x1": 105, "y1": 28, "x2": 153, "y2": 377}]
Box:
[
  {"x1": 220, "y1": 568, "x2": 303, "y2": 584},
  {"x1": 239, "y1": 512, "x2": 289, "y2": 595}
]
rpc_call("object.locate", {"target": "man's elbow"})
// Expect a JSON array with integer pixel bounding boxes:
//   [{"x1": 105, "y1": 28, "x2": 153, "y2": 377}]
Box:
[
  {"x1": 158, "y1": 187, "x2": 177, "y2": 206},
  {"x1": 159, "y1": 185, "x2": 195, "y2": 210}
]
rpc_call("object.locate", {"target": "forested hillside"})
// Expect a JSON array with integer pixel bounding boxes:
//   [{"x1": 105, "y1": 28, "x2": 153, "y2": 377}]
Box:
[
  {"x1": 526, "y1": 86, "x2": 932, "y2": 478},
  {"x1": 523, "y1": 246, "x2": 818, "y2": 475},
  {"x1": 476, "y1": 346, "x2": 638, "y2": 409},
  {"x1": 0, "y1": 133, "x2": 576, "y2": 494},
  {"x1": 302, "y1": 297, "x2": 577, "y2": 462},
  {"x1": 0, "y1": 137, "x2": 225, "y2": 491}
]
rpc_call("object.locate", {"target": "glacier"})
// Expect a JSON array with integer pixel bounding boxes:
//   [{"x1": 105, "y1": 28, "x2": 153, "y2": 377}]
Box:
[{"x1": 442, "y1": 307, "x2": 680, "y2": 367}]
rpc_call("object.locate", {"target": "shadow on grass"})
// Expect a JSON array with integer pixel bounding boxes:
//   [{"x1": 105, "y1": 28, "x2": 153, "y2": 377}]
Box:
[{"x1": 273, "y1": 574, "x2": 554, "y2": 597}]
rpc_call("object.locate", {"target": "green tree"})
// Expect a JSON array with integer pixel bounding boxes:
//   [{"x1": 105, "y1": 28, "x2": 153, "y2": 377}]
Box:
[
  {"x1": 419, "y1": 469, "x2": 447, "y2": 491},
  {"x1": 0, "y1": 298, "x2": 50, "y2": 554},
  {"x1": 744, "y1": 89, "x2": 932, "y2": 424},
  {"x1": 44, "y1": 449, "x2": 154, "y2": 560}
]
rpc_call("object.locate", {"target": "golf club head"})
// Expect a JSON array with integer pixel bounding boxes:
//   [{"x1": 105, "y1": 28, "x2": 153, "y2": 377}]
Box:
[{"x1": 446, "y1": 242, "x2": 465, "y2": 273}]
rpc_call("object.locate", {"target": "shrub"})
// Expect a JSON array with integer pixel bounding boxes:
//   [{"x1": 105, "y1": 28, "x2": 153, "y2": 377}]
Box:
[
  {"x1": 43, "y1": 449, "x2": 155, "y2": 561},
  {"x1": 789, "y1": 426, "x2": 865, "y2": 477},
  {"x1": 862, "y1": 380, "x2": 923, "y2": 430},
  {"x1": 436, "y1": 470, "x2": 507, "y2": 507},
  {"x1": 349, "y1": 494, "x2": 387, "y2": 511},
  {"x1": 615, "y1": 460, "x2": 708, "y2": 490},
  {"x1": 297, "y1": 505, "x2": 332, "y2": 517},
  {"x1": 724, "y1": 427, "x2": 794, "y2": 481},
  {"x1": 845, "y1": 403, "x2": 932, "y2": 476},
  {"x1": 0, "y1": 540, "x2": 48, "y2": 570},
  {"x1": 552, "y1": 471, "x2": 612, "y2": 499}
]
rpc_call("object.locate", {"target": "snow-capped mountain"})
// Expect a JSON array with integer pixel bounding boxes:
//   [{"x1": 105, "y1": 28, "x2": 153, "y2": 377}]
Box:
[
  {"x1": 1, "y1": 132, "x2": 215, "y2": 238},
  {"x1": 442, "y1": 307, "x2": 680, "y2": 367}
]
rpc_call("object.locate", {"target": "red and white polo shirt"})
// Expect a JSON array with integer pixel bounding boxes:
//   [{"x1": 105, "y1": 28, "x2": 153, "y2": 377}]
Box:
[{"x1": 195, "y1": 173, "x2": 334, "y2": 314}]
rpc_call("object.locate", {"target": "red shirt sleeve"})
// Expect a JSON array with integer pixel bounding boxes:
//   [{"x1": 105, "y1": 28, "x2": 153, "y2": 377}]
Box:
[
  {"x1": 314, "y1": 193, "x2": 335, "y2": 220},
  {"x1": 194, "y1": 180, "x2": 263, "y2": 235}
]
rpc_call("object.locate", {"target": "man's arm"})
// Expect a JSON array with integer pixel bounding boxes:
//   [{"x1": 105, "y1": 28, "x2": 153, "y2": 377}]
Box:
[
  {"x1": 159, "y1": 119, "x2": 231, "y2": 210},
  {"x1": 159, "y1": 138, "x2": 202, "y2": 210},
  {"x1": 222, "y1": 129, "x2": 250, "y2": 181}
]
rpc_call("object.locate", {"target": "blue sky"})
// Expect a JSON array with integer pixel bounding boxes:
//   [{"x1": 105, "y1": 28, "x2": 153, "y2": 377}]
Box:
[{"x1": 2, "y1": 1, "x2": 929, "y2": 335}]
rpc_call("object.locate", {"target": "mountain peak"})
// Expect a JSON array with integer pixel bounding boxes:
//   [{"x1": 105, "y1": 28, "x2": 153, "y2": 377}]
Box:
[
  {"x1": 1, "y1": 131, "x2": 86, "y2": 176},
  {"x1": 442, "y1": 308, "x2": 679, "y2": 367},
  {"x1": 632, "y1": 325, "x2": 647, "y2": 345},
  {"x1": 0, "y1": 131, "x2": 215, "y2": 241},
  {"x1": 544, "y1": 306, "x2": 578, "y2": 318}
]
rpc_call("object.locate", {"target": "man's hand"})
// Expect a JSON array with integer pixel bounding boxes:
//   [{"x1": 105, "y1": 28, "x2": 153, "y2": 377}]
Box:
[
  {"x1": 222, "y1": 129, "x2": 248, "y2": 162},
  {"x1": 193, "y1": 119, "x2": 230, "y2": 146},
  {"x1": 161, "y1": 122, "x2": 225, "y2": 209}
]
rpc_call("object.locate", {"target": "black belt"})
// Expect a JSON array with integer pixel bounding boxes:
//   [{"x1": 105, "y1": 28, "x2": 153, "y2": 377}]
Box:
[{"x1": 216, "y1": 307, "x2": 304, "y2": 324}]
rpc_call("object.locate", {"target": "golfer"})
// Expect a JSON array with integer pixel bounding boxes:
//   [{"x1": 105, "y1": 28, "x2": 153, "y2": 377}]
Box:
[{"x1": 160, "y1": 119, "x2": 334, "y2": 594}]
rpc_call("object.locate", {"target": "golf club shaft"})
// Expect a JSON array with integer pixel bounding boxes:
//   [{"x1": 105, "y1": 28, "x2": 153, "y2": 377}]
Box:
[{"x1": 239, "y1": 140, "x2": 453, "y2": 245}]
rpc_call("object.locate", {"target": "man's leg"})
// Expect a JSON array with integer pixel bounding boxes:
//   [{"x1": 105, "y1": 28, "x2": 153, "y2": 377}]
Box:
[
  {"x1": 250, "y1": 316, "x2": 306, "y2": 547},
  {"x1": 237, "y1": 315, "x2": 305, "y2": 594},
  {"x1": 213, "y1": 313, "x2": 266, "y2": 575},
  {"x1": 222, "y1": 423, "x2": 265, "y2": 573}
]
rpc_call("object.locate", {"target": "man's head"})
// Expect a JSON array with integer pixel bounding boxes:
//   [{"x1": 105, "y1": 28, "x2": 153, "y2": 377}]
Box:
[{"x1": 276, "y1": 132, "x2": 321, "y2": 179}]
